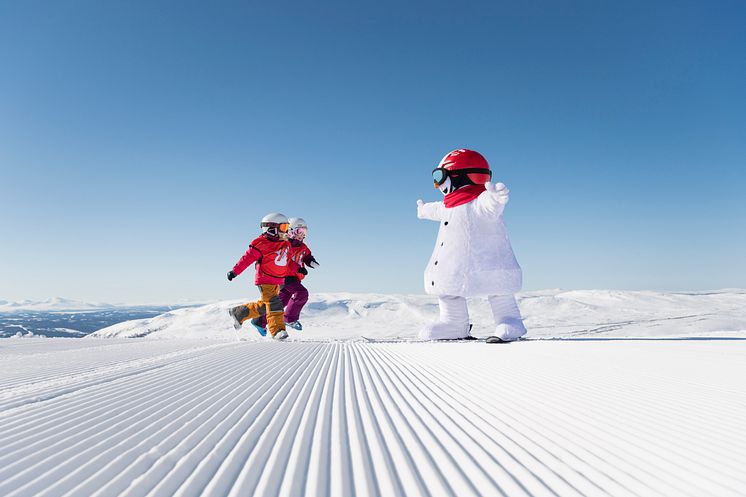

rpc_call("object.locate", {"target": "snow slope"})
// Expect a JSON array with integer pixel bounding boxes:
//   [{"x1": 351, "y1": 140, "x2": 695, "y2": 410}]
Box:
[
  {"x1": 1, "y1": 338, "x2": 745, "y2": 497},
  {"x1": 90, "y1": 289, "x2": 746, "y2": 340},
  {"x1": 2, "y1": 290, "x2": 746, "y2": 497}
]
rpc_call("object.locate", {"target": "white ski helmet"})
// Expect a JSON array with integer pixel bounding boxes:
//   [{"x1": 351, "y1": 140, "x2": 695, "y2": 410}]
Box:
[
  {"x1": 260, "y1": 212, "x2": 289, "y2": 237},
  {"x1": 287, "y1": 217, "x2": 308, "y2": 240}
]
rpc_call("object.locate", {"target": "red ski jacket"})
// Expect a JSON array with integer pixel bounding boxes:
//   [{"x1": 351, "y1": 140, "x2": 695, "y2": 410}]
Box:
[
  {"x1": 232, "y1": 234, "x2": 291, "y2": 285},
  {"x1": 288, "y1": 240, "x2": 313, "y2": 281}
]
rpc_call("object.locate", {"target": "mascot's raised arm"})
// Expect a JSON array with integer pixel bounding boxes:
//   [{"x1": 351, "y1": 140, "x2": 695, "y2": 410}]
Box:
[{"x1": 416, "y1": 149, "x2": 527, "y2": 342}]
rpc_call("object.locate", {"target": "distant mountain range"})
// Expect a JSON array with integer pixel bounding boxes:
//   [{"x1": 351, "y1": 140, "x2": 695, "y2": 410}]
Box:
[
  {"x1": 0, "y1": 297, "x2": 116, "y2": 312},
  {"x1": 0, "y1": 297, "x2": 209, "y2": 313}
]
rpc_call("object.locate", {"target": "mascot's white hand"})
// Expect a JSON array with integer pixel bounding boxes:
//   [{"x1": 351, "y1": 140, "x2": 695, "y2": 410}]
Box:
[
  {"x1": 417, "y1": 198, "x2": 443, "y2": 221},
  {"x1": 485, "y1": 181, "x2": 509, "y2": 204}
]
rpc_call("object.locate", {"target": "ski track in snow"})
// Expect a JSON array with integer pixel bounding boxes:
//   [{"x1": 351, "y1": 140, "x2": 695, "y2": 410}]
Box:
[{"x1": 1, "y1": 339, "x2": 746, "y2": 497}]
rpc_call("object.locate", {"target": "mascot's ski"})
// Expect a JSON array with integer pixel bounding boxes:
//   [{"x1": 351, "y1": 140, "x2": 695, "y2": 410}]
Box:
[{"x1": 362, "y1": 336, "x2": 527, "y2": 344}]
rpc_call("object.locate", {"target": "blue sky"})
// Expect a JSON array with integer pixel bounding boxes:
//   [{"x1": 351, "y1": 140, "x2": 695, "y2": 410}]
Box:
[{"x1": 1, "y1": 0, "x2": 745, "y2": 303}]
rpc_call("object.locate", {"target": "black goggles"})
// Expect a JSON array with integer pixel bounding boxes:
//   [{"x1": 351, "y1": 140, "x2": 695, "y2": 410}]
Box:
[{"x1": 432, "y1": 167, "x2": 492, "y2": 186}]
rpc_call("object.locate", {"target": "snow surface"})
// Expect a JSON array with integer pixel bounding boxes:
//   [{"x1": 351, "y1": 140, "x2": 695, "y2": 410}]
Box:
[{"x1": 2, "y1": 290, "x2": 746, "y2": 497}]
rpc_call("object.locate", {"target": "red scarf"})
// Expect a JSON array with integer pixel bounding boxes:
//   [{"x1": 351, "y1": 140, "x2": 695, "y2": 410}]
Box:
[{"x1": 444, "y1": 184, "x2": 486, "y2": 208}]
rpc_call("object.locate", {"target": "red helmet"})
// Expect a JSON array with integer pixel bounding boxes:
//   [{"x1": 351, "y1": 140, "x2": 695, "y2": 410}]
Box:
[{"x1": 433, "y1": 149, "x2": 492, "y2": 188}]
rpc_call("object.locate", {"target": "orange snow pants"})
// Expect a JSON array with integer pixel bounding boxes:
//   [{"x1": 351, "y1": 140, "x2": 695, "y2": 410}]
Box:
[{"x1": 240, "y1": 284, "x2": 286, "y2": 336}]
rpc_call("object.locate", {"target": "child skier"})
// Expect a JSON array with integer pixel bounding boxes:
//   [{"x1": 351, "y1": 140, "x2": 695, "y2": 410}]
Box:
[
  {"x1": 252, "y1": 217, "x2": 319, "y2": 334},
  {"x1": 227, "y1": 212, "x2": 292, "y2": 340},
  {"x1": 417, "y1": 149, "x2": 527, "y2": 342}
]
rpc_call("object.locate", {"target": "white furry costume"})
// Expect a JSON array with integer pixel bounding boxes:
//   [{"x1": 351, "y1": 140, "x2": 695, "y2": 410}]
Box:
[{"x1": 417, "y1": 182, "x2": 527, "y2": 340}]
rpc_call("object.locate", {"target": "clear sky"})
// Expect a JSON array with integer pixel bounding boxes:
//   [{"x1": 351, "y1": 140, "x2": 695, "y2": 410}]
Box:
[{"x1": 1, "y1": 0, "x2": 745, "y2": 303}]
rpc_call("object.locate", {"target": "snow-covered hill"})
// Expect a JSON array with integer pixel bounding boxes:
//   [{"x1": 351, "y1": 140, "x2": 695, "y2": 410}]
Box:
[{"x1": 90, "y1": 289, "x2": 746, "y2": 340}]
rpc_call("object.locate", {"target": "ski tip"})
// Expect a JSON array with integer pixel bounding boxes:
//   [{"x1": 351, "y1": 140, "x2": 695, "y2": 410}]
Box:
[{"x1": 485, "y1": 335, "x2": 528, "y2": 343}]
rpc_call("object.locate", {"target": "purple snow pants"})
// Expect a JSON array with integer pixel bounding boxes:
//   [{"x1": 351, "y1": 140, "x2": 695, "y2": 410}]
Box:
[{"x1": 257, "y1": 277, "x2": 309, "y2": 326}]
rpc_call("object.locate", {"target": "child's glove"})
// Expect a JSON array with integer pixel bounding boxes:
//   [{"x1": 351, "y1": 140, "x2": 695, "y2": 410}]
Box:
[
  {"x1": 298, "y1": 267, "x2": 308, "y2": 276},
  {"x1": 484, "y1": 182, "x2": 509, "y2": 204},
  {"x1": 306, "y1": 256, "x2": 320, "y2": 268},
  {"x1": 227, "y1": 270, "x2": 237, "y2": 281}
]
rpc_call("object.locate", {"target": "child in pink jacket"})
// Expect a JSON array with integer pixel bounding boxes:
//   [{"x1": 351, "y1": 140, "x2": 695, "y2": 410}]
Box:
[{"x1": 253, "y1": 217, "x2": 318, "y2": 334}]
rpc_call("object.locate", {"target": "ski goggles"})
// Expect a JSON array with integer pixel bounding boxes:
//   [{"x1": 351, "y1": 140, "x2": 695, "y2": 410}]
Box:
[
  {"x1": 432, "y1": 167, "x2": 492, "y2": 187},
  {"x1": 262, "y1": 222, "x2": 290, "y2": 233},
  {"x1": 290, "y1": 226, "x2": 308, "y2": 239}
]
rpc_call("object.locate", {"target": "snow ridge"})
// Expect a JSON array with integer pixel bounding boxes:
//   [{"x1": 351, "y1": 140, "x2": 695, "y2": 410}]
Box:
[{"x1": 89, "y1": 290, "x2": 746, "y2": 341}]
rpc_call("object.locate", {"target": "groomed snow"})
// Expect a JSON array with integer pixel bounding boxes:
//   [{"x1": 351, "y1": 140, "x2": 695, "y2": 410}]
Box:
[{"x1": 2, "y1": 290, "x2": 746, "y2": 497}]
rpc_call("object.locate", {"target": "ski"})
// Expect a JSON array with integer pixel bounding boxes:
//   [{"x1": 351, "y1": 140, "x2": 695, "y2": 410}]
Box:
[{"x1": 361, "y1": 336, "x2": 526, "y2": 344}]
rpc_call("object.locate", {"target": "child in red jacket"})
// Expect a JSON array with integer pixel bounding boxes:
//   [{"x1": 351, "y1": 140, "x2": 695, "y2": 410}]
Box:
[
  {"x1": 253, "y1": 217, "x2": 318, "y2": 334},
  {"x1": 227, "y1": 212, "x2": 292, "y2": 340}
]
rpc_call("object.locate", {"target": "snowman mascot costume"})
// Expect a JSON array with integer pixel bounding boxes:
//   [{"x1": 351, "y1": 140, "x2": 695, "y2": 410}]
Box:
[{"x1": 417, "y1": 149, "x2": 527, "y2": 341}]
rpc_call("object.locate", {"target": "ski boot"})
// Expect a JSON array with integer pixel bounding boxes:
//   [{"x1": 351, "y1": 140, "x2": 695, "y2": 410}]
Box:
[
  {"x1": 273, "y1": 329, "x2": 289, "y2": 340},
  {"x1": 286, "y1": 321, "x2": 303, "y2": 331},
  {"x1": 493, "y1": 318, "x2": 527, "y2": 342},
  {"x1": 249, "y1": 318, "x2": 267, "y2": 337},
  {"x1": 438, "y1": 325, "x2": 476, "y2": 341},
  {"x1": 420, "y1": 322, "x2": 472, "y2": 341},
  {"x1": 229, "y1": 306, "x2": 249, "y2": 330}
]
